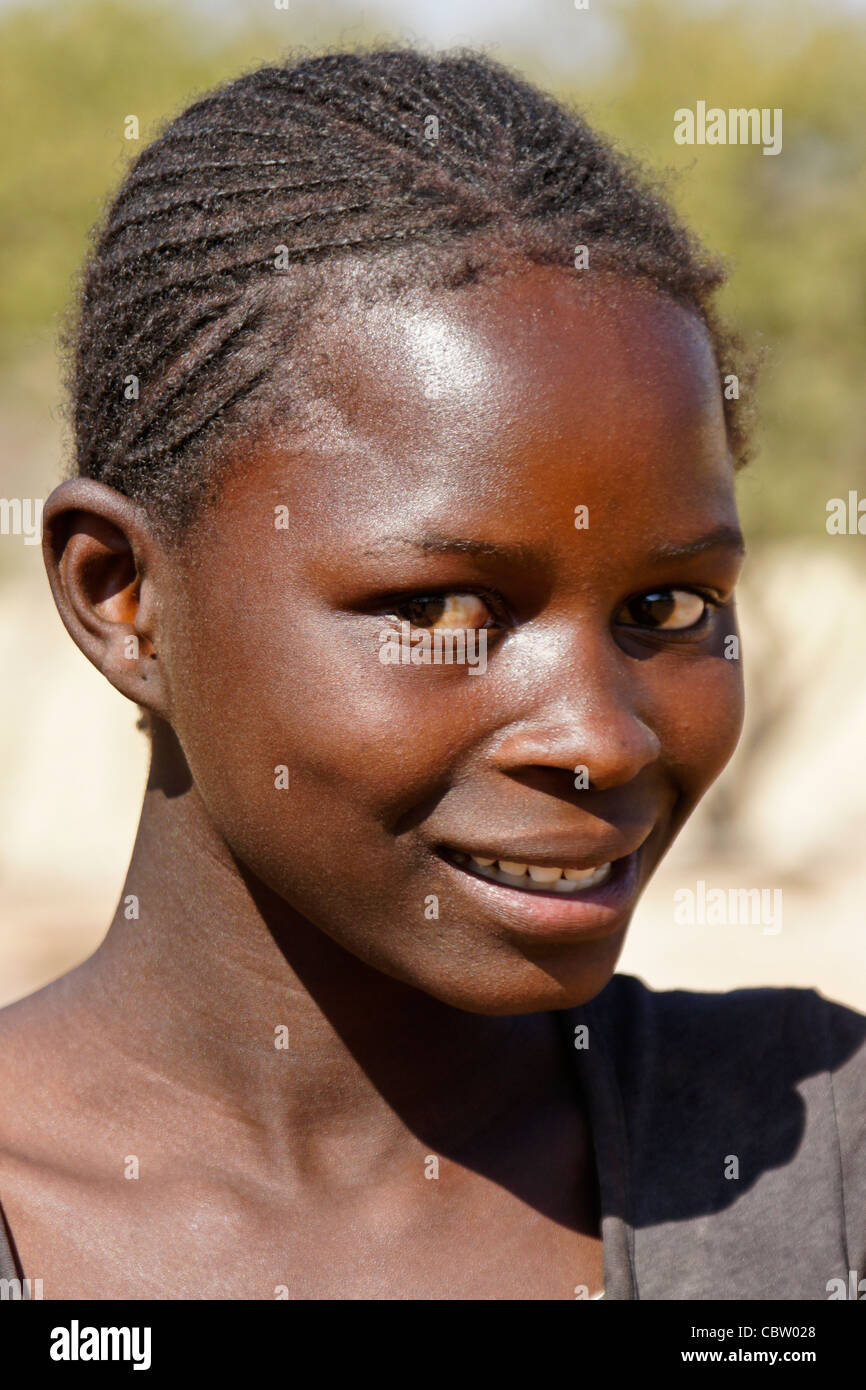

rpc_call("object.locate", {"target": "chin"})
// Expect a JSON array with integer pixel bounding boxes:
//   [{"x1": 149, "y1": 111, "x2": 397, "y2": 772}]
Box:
[{"x1": 403, "y1": 949, "x2": 622, "y2": 1016}]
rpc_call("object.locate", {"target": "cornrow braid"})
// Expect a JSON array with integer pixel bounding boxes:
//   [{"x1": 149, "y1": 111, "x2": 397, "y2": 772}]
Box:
[{"x1": 66, "y1": 46, "x2": 755, "y2": 536}]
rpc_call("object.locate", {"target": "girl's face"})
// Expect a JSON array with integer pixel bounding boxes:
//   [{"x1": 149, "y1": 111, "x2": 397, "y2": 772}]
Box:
[{"x1": 157, "y1": 266, "x2": 745, "y2": 1014}]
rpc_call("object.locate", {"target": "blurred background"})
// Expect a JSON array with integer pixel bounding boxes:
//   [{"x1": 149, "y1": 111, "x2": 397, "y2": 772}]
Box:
[{"x1": 1, "y1": 0, "x2": 865, "y2": 1009}]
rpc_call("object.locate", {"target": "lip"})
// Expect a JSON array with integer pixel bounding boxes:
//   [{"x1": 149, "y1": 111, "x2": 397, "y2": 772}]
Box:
[{"x1": 436, "y1": 841, "x2": 646, "y2": 942}]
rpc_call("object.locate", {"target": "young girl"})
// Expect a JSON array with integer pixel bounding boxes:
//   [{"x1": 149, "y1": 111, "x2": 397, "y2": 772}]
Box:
[{"x1": 1, "y1": 48, "x2": 863, "y2": 1301}]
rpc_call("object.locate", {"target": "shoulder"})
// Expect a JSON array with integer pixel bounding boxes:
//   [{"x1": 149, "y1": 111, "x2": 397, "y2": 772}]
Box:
[
  {"x1": 571, "y1": 975, "x2": 866, "y2": 1296},
  {"x1": 584, "y1": 971, "x2": 866, "y2": 1082},
  {"x1": 576, "y1": 972, "x2": 866, "y2": 1180},
  {"x1": 582, "y1": 973, "x2": 866, "y2": 1222},
  {"x1": 0, "y1": 966, "x2": 100, "y2": 1156}
]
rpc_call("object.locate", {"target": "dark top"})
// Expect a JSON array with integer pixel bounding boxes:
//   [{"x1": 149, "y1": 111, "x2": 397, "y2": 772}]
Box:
[{"x1": 1, "y1": 972, "x2": 864, "y2": 1299}]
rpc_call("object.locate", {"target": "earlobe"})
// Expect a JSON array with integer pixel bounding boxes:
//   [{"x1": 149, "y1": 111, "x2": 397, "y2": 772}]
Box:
[{"x1": 42, "y1": 478, "x2": 171, "y2": 718}]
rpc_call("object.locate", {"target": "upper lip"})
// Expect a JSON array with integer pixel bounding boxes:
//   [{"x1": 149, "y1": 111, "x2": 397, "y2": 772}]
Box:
[{"x1": 438, "y1": 831, "x2": 652, "y2": 872}]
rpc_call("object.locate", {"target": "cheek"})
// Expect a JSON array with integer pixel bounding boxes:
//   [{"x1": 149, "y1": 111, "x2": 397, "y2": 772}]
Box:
[
  {"x1": 159, "y1": 583, "x2": 495, "y2": 994},
  {"x1": 161, "y1": 581, "x2": 465, "y2": 875},
  {"x1": 655, "y1": 649, "x2": 745, "y2": 807}
]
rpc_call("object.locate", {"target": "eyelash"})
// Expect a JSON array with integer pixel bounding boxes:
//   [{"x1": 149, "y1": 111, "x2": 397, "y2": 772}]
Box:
[
  {"x1": 383, "y1": 586, "x2": 511, "y2": 627},
  {"x1": 383, "y1": 585, "x2": 724, "y2": 632},
  {"x1": 616, "y1": 586, "x2": 724, "y2": 634}
]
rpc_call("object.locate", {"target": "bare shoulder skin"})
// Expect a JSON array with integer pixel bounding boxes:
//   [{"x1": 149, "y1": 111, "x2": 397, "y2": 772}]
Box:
[{"x1": 0, "y1": 267, "x2": 744, "y2": 1298}]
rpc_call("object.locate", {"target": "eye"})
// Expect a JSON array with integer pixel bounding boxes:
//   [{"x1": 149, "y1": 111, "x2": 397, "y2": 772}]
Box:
[
  {"x1": 389, "y1": 592, "x2": 497, "y2": 631},
  {"x1": 616, "y1": 588, "x2": 713, "y2": 631}
]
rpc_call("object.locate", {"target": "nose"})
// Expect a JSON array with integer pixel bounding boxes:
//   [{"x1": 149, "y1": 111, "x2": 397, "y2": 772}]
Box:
[{"x1": 489, "y1": 630, "x2": 661, "y2": 791}]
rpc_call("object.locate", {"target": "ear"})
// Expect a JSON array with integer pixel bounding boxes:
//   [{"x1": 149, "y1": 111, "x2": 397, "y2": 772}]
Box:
[{"x1": 42, "y1": 478, "x2": 172, "y2": 719}]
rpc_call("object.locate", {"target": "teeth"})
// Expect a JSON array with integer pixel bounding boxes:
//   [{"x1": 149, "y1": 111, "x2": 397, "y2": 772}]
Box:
[
  {"x1": 456, "y1": 855, "x2": 613, "y2": 894},
  {"x1": 499, "y1": 861, "x2": 528, "y2": 877},
  {"x1": 528, "y1": 865, "x2": 564, "y2": 883}
]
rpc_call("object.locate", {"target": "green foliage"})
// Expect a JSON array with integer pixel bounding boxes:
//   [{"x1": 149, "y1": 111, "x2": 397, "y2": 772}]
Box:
[
  {"x1": 1, "y1": 0, "x2": 863, "y2": 536},
  {"x1": 0, "y1": 1, "x2": 273, "y2": 352},
  {"x1": 568, "y1": 0, "x2": 866, "y2": 536}
]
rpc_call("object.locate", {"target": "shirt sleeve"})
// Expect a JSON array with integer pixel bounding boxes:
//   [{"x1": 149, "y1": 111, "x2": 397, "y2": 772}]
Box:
[{"x1": 821, "y1": 991, "x2": 866, "y2": 1279}]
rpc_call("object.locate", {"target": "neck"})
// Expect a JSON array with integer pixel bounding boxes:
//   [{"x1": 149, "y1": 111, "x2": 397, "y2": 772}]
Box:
[{"x1": 74, "y1": 723, "x2": 574, "y2": 1175}]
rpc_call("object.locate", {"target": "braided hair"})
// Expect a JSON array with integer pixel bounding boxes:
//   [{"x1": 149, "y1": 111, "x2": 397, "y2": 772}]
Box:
[{"x1": 66, "y1": 47, "x2": 753, "y2": 537}]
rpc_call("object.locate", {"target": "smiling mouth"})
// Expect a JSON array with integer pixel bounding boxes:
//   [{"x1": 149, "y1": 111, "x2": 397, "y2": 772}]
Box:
[{"x1": 441, "y1": 849, "x2": 615, "y2": 895}]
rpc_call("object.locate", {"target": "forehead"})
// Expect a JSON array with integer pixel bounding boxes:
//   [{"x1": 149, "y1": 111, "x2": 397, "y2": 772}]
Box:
[{"x1": 234, "y1": 265, "x2": 736, "y2": 558}]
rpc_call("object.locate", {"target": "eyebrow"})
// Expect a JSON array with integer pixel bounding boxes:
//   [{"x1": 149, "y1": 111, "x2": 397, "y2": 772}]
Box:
[
  {"x1": 362, "y1": 535, "x2": 539, "y2": 565},
  {"x1": 362, "y1": 525, "x2": 745, "y2": 565},
  {"x1": 643, "y1": 526, "x2": 746, "y2": 561}
]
